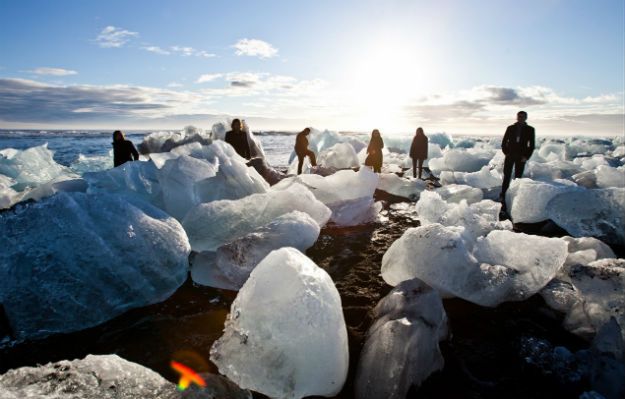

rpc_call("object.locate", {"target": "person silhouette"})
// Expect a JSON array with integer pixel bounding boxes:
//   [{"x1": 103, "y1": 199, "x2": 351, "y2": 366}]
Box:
[
  {"x1": 410, "y1": 127, "x2": 428, "y2": 179},
  {"x1": 500, "y1": 111, "x2": 535, "y2": 202},
  {"x1": 365, "y1": 129, "x2": 384, "y2": 173},
  {"x1": 225, "y1": 118, "x2": 251, "y2": 159},
  {"x1": 112, "y1": 130, "x2": 139, "y2": 167},
  {"x1": 294, "y1": 128, "x2": 317, "y2": 174}
]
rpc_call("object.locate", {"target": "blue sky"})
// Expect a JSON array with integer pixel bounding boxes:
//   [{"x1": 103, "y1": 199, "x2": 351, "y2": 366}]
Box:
[{"x1": 0, "y1": 0, "x2": 623, "y2": 135}]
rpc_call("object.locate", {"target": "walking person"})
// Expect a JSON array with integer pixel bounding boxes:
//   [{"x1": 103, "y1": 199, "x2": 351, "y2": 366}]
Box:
[
  {"x1": 499, "y1": 111, "x2": 535, "y2": 202},
  {"x1": 225, "y1": 118, "x2": 251, "y2": 160},
  {"x1": 112, "y1": 130, "x2": 139, "y2": 167},
  {"x1": 410, "y1": 127, "x2": 428, "y2": 179},
  {"x1": 294, "y1": 128, "x2": 317, "y2": 174}
]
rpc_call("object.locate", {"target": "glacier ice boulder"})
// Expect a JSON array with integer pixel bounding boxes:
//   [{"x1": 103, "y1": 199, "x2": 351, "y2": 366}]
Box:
[
  {"x1": 546, "y1": 187, "x2": 625, "y2": 246},
  {"x1": 274, "y1": 167, "x2": 380, "y2": 226},
  {"x1": 435, "y1": 184, "x2": 483, "y2": 204},
  {"x1": 182, "y1": 183, "x2": 330, "y2": 251},
  {"x1": 317, "y1": 142, "x2": 360, "y2": 169},
  {"x1": 0, "y1": 144, "x2": 76, "y2": 191},
  {"x1": 505, "y1": 178, "x2": 577, "y2": 224},
  {"x1": 541, "y1": 258, "x2": 625, "y2": 342},
  {"x1": 381, "y1": 224, "x2": 568, "y2": 306},
  {"x1": 210, "y1": 247, "x2": 349, "y2": 399},
  {"x1": 355, "y1": 279, "x2": 448, "y2": 399},
  {"x1": 0, "y1": 192, "x2": 190, "y2": 340},
  {"x1": 376, "y1": 173, "x2": 427, "y2": 201},
  {"x1": 191, "y1": 211, "x2": 321, "y2": 290},
  {"x1": 0, "y1": 355, "x2": 179, "y2": 399}
]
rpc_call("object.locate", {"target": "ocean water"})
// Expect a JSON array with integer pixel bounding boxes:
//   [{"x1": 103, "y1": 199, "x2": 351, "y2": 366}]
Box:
[{"x1": 0, "y1": 129, "x2": 297, "y2": 171}]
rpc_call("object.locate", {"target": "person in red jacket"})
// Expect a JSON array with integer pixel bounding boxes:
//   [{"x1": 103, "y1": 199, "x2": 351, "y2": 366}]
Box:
[
  {"x1": 409, "y1": 127, "x2": 428, "y2": 179},
  {"x1": 500, "y1": 111, "x2": 535, "y2": 200},
  {"x1": 294, "y1": 128, "x2": 317, "y2": 174}
]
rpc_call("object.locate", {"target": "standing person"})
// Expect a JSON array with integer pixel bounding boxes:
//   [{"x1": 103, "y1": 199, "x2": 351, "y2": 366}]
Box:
[
  {"x1": 500, "y1": 111, "x2": 535, "y2": 201},
  {"x1": 410, "y1": 127, "x2": 428, "y2": 179},
  {"x1": 225, "y1": 118, "x2": 251, "y2": 159},
  {"x1": 294, "y1": 127, "x2": 317, "y2": 175},
  {"x1": 365, "y1": 129, "x2": 384, "y2": 173},
  {"x1": 112, "y1": 130, "x2": 139, "y2": 167}
]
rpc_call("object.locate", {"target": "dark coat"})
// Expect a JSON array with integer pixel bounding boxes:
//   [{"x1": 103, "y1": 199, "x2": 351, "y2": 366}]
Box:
[
  {"x1": 410, "y1": 134, "x2": 428, "y2": 160},
  {"x1": 501, "y1": 122, "x2": 535, "y2": 159},
  {"x1": 295, "y1": 132, "x2": 311, "y2": 156},
  {"x1": 225, "y1": 130, "x2": 251, "y2": 159},
  {"x1": 112, "y1": 140, "x2": 139, "y2": 167},
  {"x1": 365, "y1": 136, "x2": 384, "y2": 169}
]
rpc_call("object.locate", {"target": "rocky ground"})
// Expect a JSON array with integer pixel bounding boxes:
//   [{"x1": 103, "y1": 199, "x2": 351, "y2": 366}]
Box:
[{"x1": 0, "y1": 189, "x2": 607, "y2": 398}]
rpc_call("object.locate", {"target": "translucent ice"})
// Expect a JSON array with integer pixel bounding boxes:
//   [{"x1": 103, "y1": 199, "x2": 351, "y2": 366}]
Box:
[
  {"x1": 210, "y1": 247, "x2": 349, "y2": 399},
  {"x1": 563, "y1": 236, "x2": 616, "y2": 267},
  {"x1": 191, "y1": 211, "x2": 321, "y2": 290},
  {"x1": 542, "y1": 259, "x2": 625, "y2": 342},
  {"x1": 138, "y1": 125, "x2": 212, "y2": 154},
  {"x1": 435, "y1": 184, "x2": 483, "y2": 204},
  {"x1": 376, "y1": 173, "x2": 427, "y2": 200},
  {"x1": 0, "y1": 144, "x2": 76, "y2": 191},
  {"x1": 506, "y1": 178, "x2": 577, "y2": 223},
  {"x1": 355, "y1": 279, "x2": 448, "y2": 399},
  {"x1": 0, "y1": 192, "x2": 190, "y2": 340},
  {"x1": 595, "y1": 165, "x2": 625, "y2": 188},
  {"x1": 0, "y1": 355, "x2": 179, "y2": 399},
  {"x1": 546, "y1": 187, "x2": 625, "y2": 246},
  {"x1": 274, "y1": 167, "x2": 380, "y2": 226},
  {"x1": 439, "y1": 166, "x2": 502, "y2": 189},
  {"x1": 381, "y1": 224, "x2": 568, "y2": 306},
  {"x1": 317, "y1": 142, "x2": 360, "y2": 169},
  {"x1": 416, "y1": 191, "x2": 511, "y2": 244},
  {"x1": 182, "y1": 183, "x2": 331, "y2": 251}
]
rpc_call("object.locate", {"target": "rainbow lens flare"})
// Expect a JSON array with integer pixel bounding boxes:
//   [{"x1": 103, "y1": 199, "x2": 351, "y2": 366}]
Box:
[{"x1": 170, "y1": 360, "x2": 206, "y2": 391}]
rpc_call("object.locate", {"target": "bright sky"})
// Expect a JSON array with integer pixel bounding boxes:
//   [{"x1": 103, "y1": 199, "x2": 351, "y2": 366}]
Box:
[{"x1": 0, "y1": 0, "x2": 623, "y2": 135}]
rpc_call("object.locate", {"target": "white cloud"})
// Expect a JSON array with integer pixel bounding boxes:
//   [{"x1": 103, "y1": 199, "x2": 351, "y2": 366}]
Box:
[
  {"x1": 31, "y1": 67, "x2": 78, "y2": 76},
  {"x1": 142, "y1": 46, "x2": 170, "y2": 55},
  {"x1": 170, "y1": 46, "x2": 216, "y2": 58},
  {"x1": 196, "y1": 73, "x2": 223, "y2": 83},
  {"x1": 95, "y1": 26, "x2": 138, "y2": 48},
  {"x1": 233, "y1": 38, "x2": 278, "y2": 59},
  {"x1": 167, "y1": 82, "x2": 183, "y2": 88}
]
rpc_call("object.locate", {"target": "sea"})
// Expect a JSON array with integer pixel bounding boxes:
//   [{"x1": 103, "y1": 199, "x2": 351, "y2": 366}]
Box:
[{"x1": 0, "y1": 129, "x2": 298, "y2": 170}]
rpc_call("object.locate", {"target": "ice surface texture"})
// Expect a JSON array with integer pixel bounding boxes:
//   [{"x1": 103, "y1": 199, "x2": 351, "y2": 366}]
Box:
[
  {"x1": 210, "y1": 248, "x2": 349, "y2": 399},
  {"x1": 190, "y1": 211, "x2": 321, "y2": 290},
  {"x1": 0, "y1": 192, "x2": 190, "y2": 340},
  {"x1": 381, "y1": 224, "x2": 568, "y2": 306},
  {"x1": 274, "y1": 167, "x2": 380, "y2": 226},
  {"x1": 0, "y1": 354, "x2": 252, "y2": 399},
  {"x1": 183, "y1": 183, "x2": 330, "y2": 252},
  {"x1": 355, "y1": 279, "x2": 448, "y2": 399}
]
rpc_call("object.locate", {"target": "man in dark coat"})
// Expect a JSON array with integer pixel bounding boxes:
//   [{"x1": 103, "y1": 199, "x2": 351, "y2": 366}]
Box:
[
  {"x1": 294, "y1": 128, "x2": 317, "y2": 175},
  {"x1": 500, "y1": 111, "x2": 535, "y2": 199},
  {"x1": 225, "y1": 119, "x2": 251, "y2": 160},
  {"x1": 112, "y1": 130, "x2": 139, "y2": 167}
]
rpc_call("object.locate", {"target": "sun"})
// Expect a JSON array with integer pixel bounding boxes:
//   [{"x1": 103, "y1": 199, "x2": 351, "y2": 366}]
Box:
[{"x1": 345, "y1": 38, "x2": 436, "y2": 133}]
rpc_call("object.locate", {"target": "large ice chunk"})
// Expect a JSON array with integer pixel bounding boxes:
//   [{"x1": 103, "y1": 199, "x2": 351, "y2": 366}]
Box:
[
  {"x1": 381, "y1": 224, "x2": 568, "y2": 306},
  {"x1": 542, "y1": 259, "x2": 625, "y2": 342},
  {"x1": 0, "y1": 355, "x2": 179, "y2": 399},
  {"x1": 191, "y1": 211, "x2": 321, "y2": 290},
  {"x1": 546, "y1": 187, "x2": 625, "y2": 246},
  {"x1": 210, "y1": 248, "x2": 349, "y2": 399},
  {"x1": 182, "y1": 183, "x2": 331, "y2": 251},
  {"x1": 317, "y1": 142, "x2": 360, "y2": 169},
  {"x1": 376, "y1": 173, "x2": 427, "y2": 201},
  {"x1": 435, "y1": 184, "x2": 483, "y2": 204},
  {"x1": 562, "y1": 236, "x2": 616, "y2": 267},
  {"x1": 440, "y1": 166, "x2": 502, "y2": 189},
  {"x1": 138, "y1": 125, "x2": 212, "y2": 154},
  {"x1": 506, "y1": 178, "x2": 577, "y2": 223},
  {"x1": 0, "y1": 144, "x2": 76, "y2": 191},
  {"x1": 416, "y1": 191, "x2": 511, "y2": 244},
  {"x1": 0, "y1": 192, "x2": 190, "y2": 340},
  {"x1": 274, "y1": 167, "x2": 380, "y2": 226},
  {"x1": 355, "y1": 279, "x2": 448, "y2": 399},
  {"x1": 595, "y1": 165, "x2": 625, "y2": 188}
]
